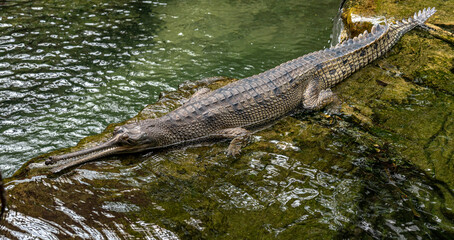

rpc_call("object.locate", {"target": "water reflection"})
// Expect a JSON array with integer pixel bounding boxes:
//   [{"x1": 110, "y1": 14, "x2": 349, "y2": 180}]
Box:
[{"x1": 3, "y1": 210, "x2": 181, "y2": 239}]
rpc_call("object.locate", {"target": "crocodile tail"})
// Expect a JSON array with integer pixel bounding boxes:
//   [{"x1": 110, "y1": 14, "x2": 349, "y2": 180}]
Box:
[
  {"x1": 316, "y1": 8, "x2": 436, "y2": 89},
  {"x1": 390, "y1": 7, "x2": 437, "y2": 35},
  {"x1": 412, "y1": 7, "x2": 437, "y2": 26}
]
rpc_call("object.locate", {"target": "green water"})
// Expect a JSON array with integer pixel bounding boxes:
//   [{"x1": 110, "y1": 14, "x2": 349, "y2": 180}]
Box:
[{"x1": 0, "y1": 0, "x2": 338, "y2": 176}]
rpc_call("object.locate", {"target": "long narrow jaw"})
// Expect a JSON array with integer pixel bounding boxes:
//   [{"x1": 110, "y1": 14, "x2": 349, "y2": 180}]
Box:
[
  {"x1": 46, "y1": 137, "x2": 125, "y2": 174},
  {"x1": 46, "y1": 122, "x2": 161, "y2": 174}
]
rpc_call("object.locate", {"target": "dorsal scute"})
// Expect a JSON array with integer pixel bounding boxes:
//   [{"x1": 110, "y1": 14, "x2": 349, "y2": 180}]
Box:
[
  {"x1": 334, "y1": 21, "x2": 387, "y2": 50},
  {"x1": 371, "y1": 24, "x2": 378, "y2": 34},
  {"x1": 401, "y1": 7, "x2": 436, "y2": 25},
  {"x1": 358, "y1": 33, "x2": 364, "y2": 40}
]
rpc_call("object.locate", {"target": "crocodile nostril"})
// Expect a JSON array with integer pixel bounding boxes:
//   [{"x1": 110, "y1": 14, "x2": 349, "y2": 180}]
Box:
[{"x1": 45, "y1": 157, "x2": 56, "y2": 165}]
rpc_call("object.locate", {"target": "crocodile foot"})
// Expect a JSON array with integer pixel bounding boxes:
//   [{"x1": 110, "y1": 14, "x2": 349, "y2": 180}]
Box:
[{"x1": 215, "y1": 127, "x2": 251, "y2": 157}]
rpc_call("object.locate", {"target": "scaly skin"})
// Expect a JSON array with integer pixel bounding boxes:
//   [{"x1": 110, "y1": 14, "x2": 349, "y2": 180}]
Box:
[{"x1": 45, "y1": 8, "x2": 436, "y2": 174}]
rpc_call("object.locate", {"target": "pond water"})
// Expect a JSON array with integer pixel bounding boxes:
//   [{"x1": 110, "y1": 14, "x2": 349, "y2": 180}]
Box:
[
  {"x1": 0, "y1": 0, "x2": 339, "y2": 176},
  {"x1": 2, "y1": 0, "x2": 454, "y2": 239}
]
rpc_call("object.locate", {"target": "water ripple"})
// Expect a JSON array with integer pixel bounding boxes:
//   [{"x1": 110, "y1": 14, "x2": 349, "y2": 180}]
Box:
[{"x1": 3, "y1": 210, "x2": 61, "y2": 240}]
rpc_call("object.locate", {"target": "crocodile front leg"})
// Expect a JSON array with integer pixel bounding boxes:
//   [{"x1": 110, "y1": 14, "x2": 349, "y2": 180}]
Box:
[{"x1": 215, "y1": 127, "x2": 251, "y2": 157}]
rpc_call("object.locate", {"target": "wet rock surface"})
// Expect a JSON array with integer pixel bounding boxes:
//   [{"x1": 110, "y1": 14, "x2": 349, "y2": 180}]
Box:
[{"x1": 2, "y1": 0, "x2": 454, "y2": 238}]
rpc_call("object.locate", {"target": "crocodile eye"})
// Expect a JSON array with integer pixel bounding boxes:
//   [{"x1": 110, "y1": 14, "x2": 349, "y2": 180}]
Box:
[
  {"x1": 120, "y1": 134, "x2": 136, "y2": 145},
  {"x1": 114, "y1": 126, "x2": 124, "y2": 134}
]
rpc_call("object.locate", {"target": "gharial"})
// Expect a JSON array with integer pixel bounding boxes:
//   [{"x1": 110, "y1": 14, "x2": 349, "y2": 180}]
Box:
[{"x1": 44, "y1": 8, "x2": 437, "y2": 174}]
